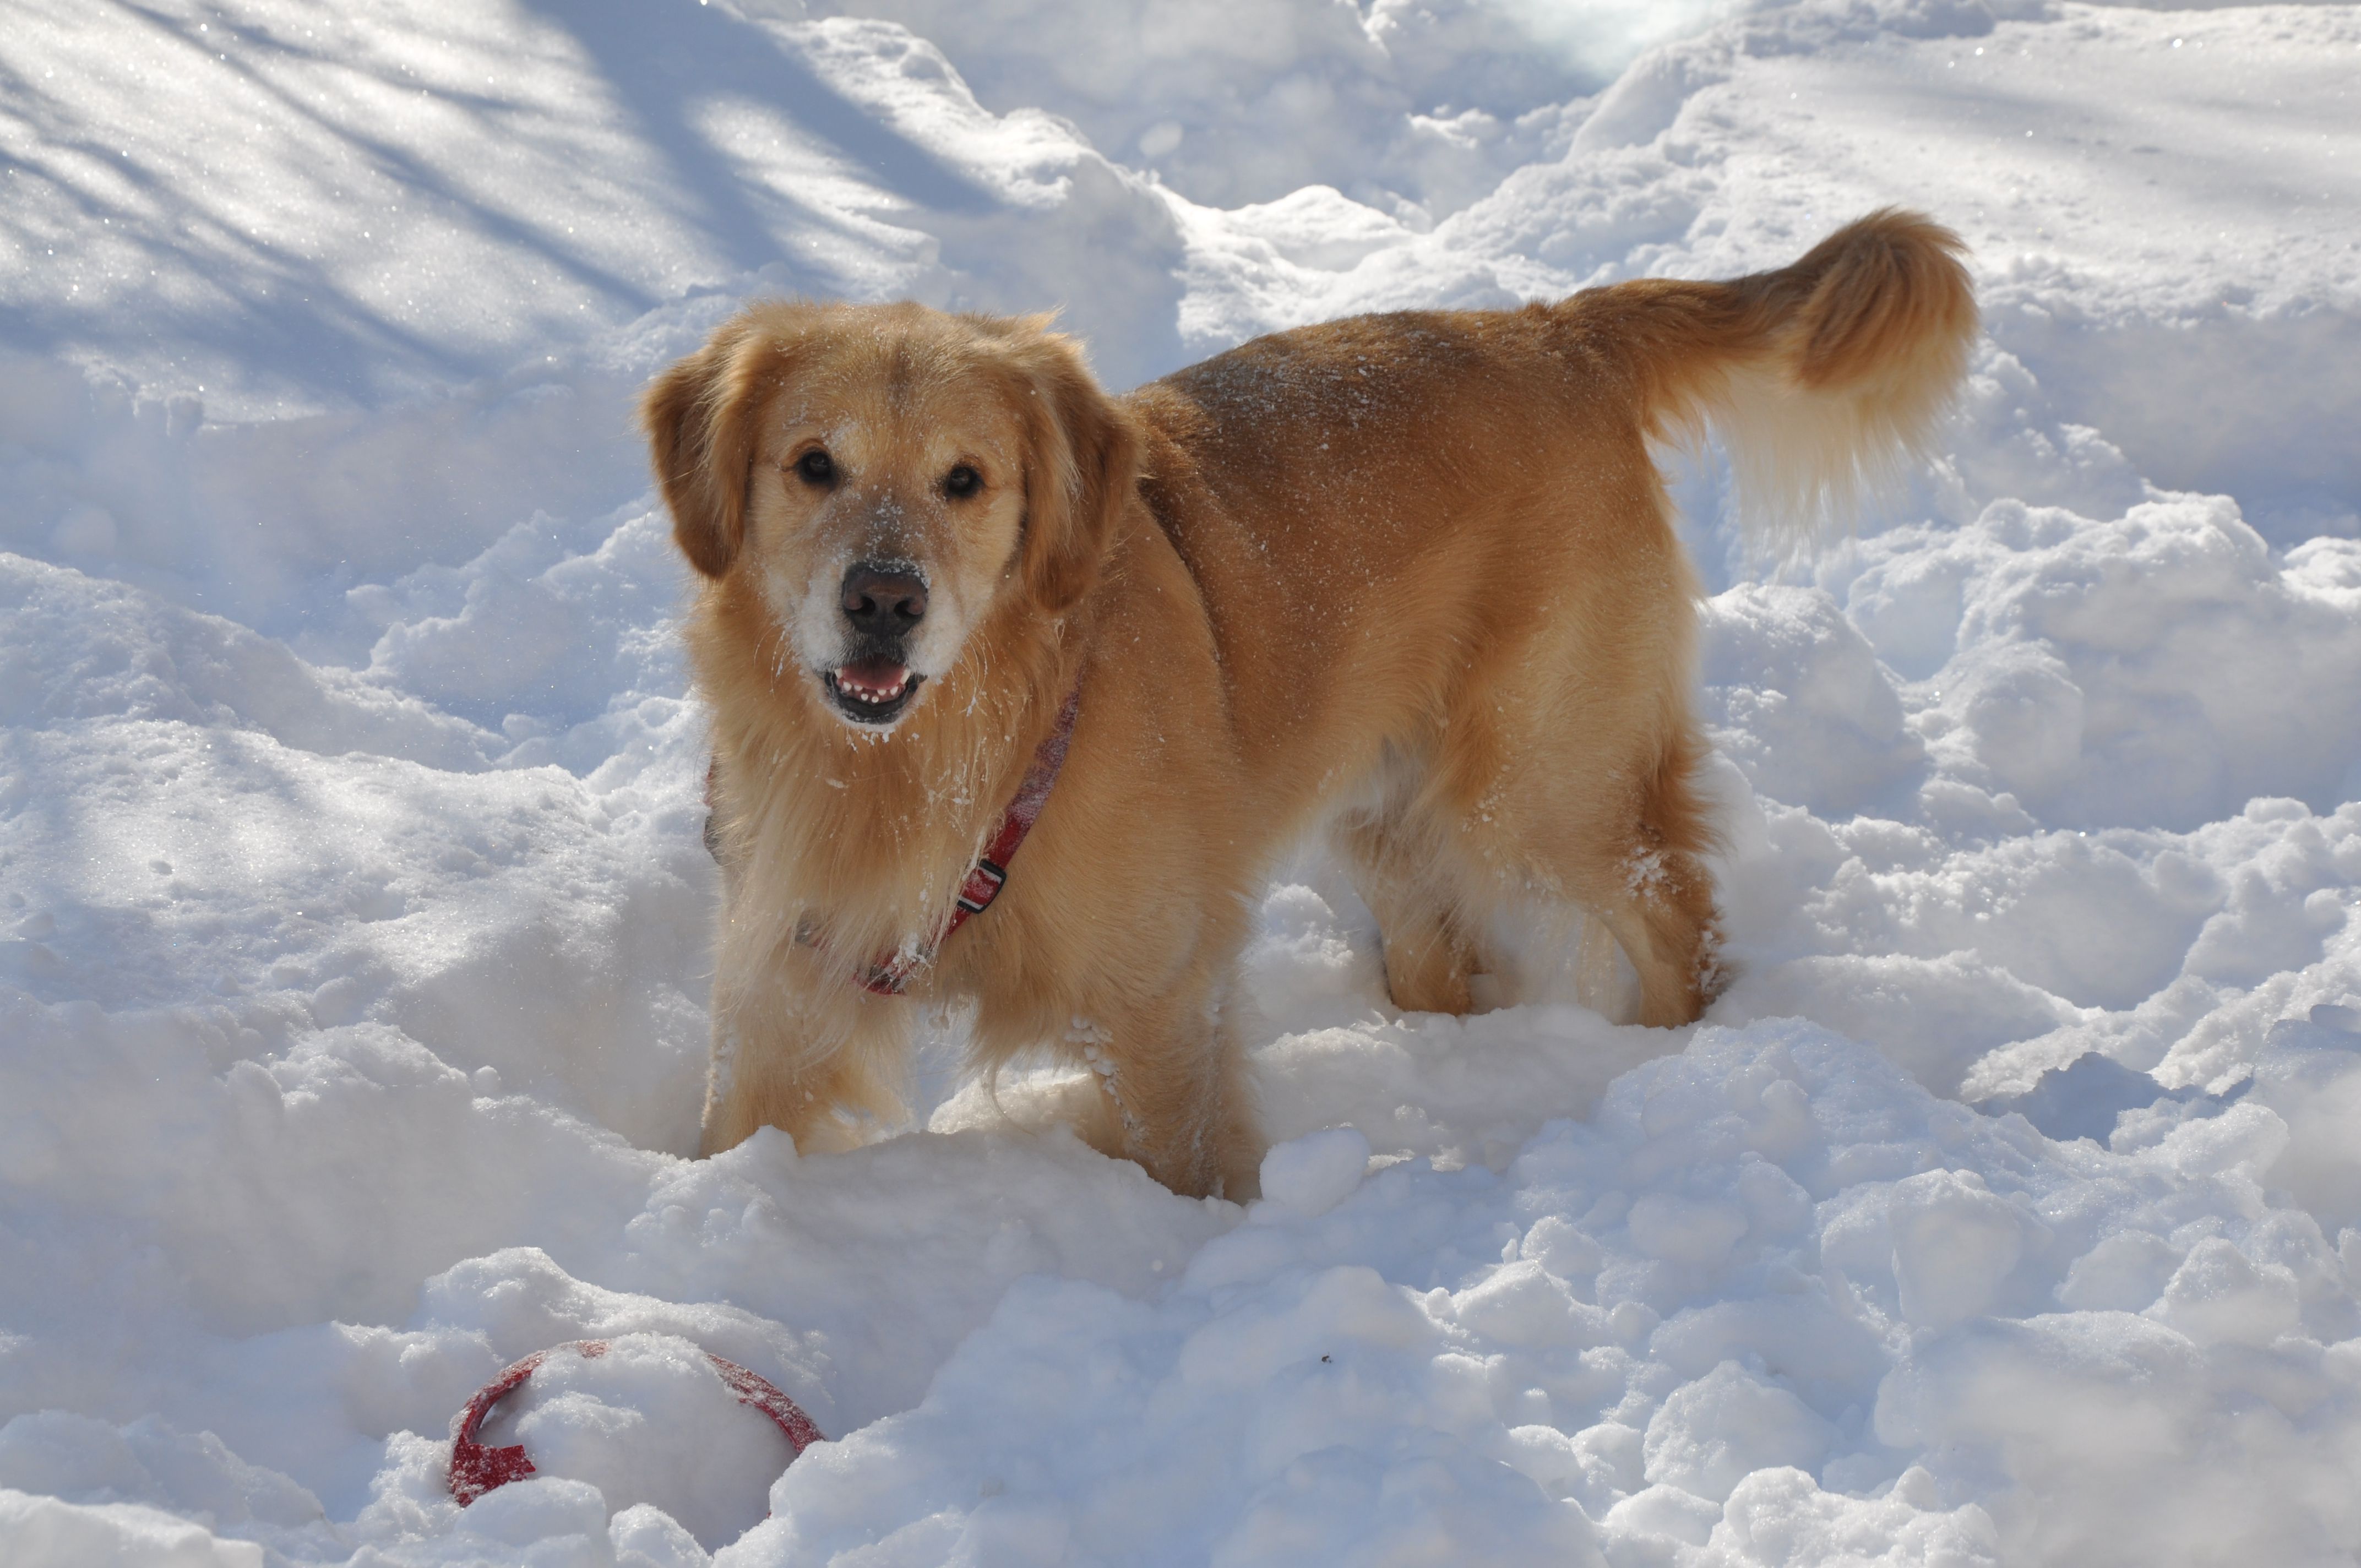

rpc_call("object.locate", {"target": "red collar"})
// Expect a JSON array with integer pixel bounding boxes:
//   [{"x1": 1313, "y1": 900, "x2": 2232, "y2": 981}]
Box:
[{"x1": 857, "y1": 684, "x2": 1081, "y2": 996}]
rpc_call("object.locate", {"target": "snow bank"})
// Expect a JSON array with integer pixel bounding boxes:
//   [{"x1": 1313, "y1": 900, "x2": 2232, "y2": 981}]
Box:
[{"x1": 6, "y1": 0, "x2": 2361, "y2": 1563}]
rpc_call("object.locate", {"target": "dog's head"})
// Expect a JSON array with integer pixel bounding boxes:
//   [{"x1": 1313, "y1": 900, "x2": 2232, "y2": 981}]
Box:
[{"x1": 642, "y1": 302, "x2": 1138, "y2": 730}]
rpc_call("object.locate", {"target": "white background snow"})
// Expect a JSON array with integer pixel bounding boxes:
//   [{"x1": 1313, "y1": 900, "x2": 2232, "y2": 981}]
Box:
[{"x1": 4, "y1": 0, "x2": 2361, "y2": 1563}]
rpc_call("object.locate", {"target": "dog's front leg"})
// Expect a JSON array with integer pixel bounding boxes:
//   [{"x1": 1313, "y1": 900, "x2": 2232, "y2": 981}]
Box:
[
  {"x1": 702, "y1": 952, "x2": 911, "y2": 1158},
  {"x1": 1074, "y1": 976, "x2": 1264, "y2": 1202}
]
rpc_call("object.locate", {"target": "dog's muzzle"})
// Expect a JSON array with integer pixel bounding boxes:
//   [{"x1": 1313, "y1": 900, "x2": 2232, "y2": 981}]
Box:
[{"x1": 824, "y1": 560, "x2": 928, "y2": 725}]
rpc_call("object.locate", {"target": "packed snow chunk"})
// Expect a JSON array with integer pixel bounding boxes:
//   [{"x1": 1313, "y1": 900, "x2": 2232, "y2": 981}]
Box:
[
  {"x1": 0, "y1": 554, "x2": 494, "y2": 771},
  {"x1": 1258, "y1": 1126, "x2": 1373, "y2": 1217},
  {"x1": 1700, "y1": 584, "x2": 1921, "y2": 819},
  {"x1": 0, "y1": 1411, "x2": 331, "y2": 1560},
  {"x1": 1873, "y1": 1310, "x2": 2361, "y2": 1565},
  {"x1": 1625, "y1": 1193, "x2": 1751, "y2": 1268},
  {"x1": 1240, "y1": 878, "x2": 1386, "y2": 1035},
  {"x1": 1729, "y1": 952, "x2": 2083, "y2": 1102},
  {"x1": 469, "y1": 1336, "x2": 797, "y2": 1550},
  {"x1": 1448, "y1": 1260, "x2": 1609, "y2": 1351},
  {"x1": 0, "y1": 1488, "x2": 264, "y2": 1568},
  {"x1": 2054, "y1": 1231, "x2": 2182, "y2": 1316},
  {"x1": 608, "y1": 1503, "x2": 711, "y2": 1568},
  {"x1": 1641, "y1": 1361, "x2": 1836, "y2": 1505},
  {"x1": 455, "y1": 1475, "x2": 608, "y2": 1550},
  {"x1": 2247, "y1": 1010, "x2": 2361, "y2": 1233},
  {"x1": 1704, "y1": 1466, "x2": 2000, "y2": 1568},
  {"x1": 2126, "y1": 1097, "x2": 2292, "y2": 1185},
  {"x1": 1215, "y1": 185, "x2": 1419, "y2": 273},
  {"x1": 1175, "y1": 1265, "x2": 1437, "y2": 1391},
  {"x1": 2144, "y1": 1237, "x2": 2300, "y2": 1349},
  {"x1": 1602, "y1": 1480, "x2": 1723, "y2": 1549},
  {"x1": 1900, "y1": 496, "x2": 2361, "y2": 832},
  {"x1": 1886, "y1": 1169, "x2": 2034, "y2": 1333},
  {"x1": 356, "y1": 505, "x2": 689, "y2": 739}
]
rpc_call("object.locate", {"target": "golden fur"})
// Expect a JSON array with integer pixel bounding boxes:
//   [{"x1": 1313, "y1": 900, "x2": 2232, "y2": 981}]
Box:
[{"x1": 642, "y1": 210, "x2": 1977, "y2": 1199}]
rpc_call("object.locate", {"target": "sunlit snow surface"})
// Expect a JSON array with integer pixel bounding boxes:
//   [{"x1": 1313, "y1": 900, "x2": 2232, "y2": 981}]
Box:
[{"x1": 5, "y1": 1, "x2": 2361, "y2": 1564}]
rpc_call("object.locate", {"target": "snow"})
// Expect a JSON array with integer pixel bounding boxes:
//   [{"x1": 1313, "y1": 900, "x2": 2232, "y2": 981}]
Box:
[{"x1": 4, "y1": 0, "x2": 2361, "y2": 1562}]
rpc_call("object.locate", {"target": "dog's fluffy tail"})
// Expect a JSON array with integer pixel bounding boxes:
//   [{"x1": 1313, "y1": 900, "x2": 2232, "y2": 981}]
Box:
[{"x1": 1565, "y1": 209, "x2": 1978, "y2": 553}]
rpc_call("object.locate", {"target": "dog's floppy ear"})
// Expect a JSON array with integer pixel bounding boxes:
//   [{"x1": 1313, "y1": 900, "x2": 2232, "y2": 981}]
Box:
[
  {"x1": 640, "y1": 315, "x2": 779, "y2": 579},
  {"x1": 1010, "y1": 327, "x2": 1141, "y2": 614}
]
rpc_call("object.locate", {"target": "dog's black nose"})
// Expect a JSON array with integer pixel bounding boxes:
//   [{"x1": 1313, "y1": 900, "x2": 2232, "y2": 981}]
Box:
[{"x1": 840, "y1": 563, "x2": 928, "y2": 631}]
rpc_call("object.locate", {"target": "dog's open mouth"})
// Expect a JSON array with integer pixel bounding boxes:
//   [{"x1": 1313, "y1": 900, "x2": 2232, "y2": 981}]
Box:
[{"x1": 825, "y1": 661, "x2": 922, "y2": 725}]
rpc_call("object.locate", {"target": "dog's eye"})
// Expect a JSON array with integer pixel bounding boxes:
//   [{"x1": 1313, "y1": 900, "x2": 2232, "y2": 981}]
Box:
[
  {"x1": 794, "y1": 449, "x2": 835, "y2": 486},
  {"x1": 943, "y1": 464, "x2": 981, "y2": 500}
]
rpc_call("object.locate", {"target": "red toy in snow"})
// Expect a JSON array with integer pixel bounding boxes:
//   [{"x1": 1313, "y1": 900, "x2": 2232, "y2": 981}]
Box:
[{"x1": 446, "y1": 1339, "x2": 825, "y2": 1506}]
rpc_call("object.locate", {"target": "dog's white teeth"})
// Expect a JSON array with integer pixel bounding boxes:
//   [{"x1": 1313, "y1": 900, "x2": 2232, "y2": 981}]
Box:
[{"x1": 835, "y1": 669, "x2": 910, "y2": 705}]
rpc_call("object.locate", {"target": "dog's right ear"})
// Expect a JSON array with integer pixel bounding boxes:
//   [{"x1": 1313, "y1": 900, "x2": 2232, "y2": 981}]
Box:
[{"x1": 640, "y1": 317, "x2": 773, "y2": 579}]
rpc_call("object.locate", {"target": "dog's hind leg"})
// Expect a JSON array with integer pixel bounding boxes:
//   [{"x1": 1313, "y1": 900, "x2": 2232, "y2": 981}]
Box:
[
  {"x1": 1623, "y1": 722, "x2": 1728, "y2": 1024},
  {"x1": 1430, "y1": 590, "x2": 1726, "y2": 1030},
  {"x1": 1588, "y1": 849, "x2": 1724, "y2": 1028},
  {"x1": 1499, "y1": 717, "x2": 1726, "y2": 1029},
  {"x1": 1329, "y1": 749, "x2": 1492, "y2": 1016}
]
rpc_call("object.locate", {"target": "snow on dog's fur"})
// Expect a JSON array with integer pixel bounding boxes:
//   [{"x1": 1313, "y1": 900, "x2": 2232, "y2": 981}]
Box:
[{"x1": 642, "y1": 210, "x2": 1976, "y2": 1197}]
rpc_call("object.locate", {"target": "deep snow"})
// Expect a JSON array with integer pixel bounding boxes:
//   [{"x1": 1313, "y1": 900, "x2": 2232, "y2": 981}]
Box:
[{"x1": 5, "y1": 1, "x2": 2361, "y2": 1564}]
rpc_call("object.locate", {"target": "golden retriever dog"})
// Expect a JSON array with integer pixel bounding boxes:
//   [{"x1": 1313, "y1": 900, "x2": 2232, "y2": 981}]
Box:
[{"x1": 643, "y1": 210, "x2": 1975, "y2": 1199}]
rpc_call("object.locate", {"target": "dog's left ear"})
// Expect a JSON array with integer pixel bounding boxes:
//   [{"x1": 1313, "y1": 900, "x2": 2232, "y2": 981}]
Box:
[
  {"x1": 641, "y1": 315, "x2": 777, "y2": 579},
  {"x1": 1013, "y1": 330, "x2": 1141, "y2": 614}
]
